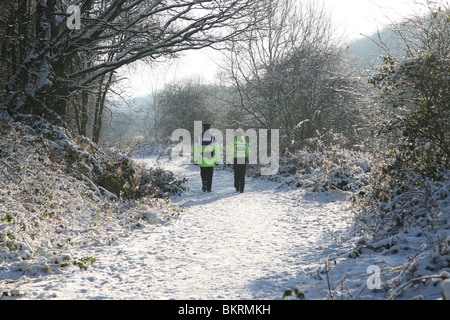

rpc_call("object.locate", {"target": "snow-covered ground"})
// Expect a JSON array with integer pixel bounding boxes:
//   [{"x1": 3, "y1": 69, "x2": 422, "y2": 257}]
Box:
[{"x1": 1, "y1": 152, "x2": 448, "y2": 300}]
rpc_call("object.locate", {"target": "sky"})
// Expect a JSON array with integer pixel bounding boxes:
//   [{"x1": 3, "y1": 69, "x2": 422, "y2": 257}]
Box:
[{"x1": 118, "y1": 0, "x2": 433, "y2": 98}]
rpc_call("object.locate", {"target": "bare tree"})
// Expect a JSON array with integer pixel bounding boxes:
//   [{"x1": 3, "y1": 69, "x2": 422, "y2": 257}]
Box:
[
  {"x1": 1, "y1": 0, "x2": 262, "y2": 135},
  {"x1": 220, "y1": 0, "x2": 368, "y2": 152},
  {"x1": 150, "y1": 78, "x2": 213, "y2": 140}
]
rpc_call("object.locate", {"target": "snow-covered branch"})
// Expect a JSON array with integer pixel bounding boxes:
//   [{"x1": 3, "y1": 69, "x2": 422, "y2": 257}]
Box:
[{"x1": 1, "y1": 0, "x2": 259, "y2": 122}]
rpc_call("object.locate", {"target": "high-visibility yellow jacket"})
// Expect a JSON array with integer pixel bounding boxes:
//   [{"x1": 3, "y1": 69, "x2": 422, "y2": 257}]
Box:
[
  {"x1": 193, "y1": 132, "x2": 221, "y2": 167},
  {"x1": 228, "y1": 138, "x2": 249, "y2": 164}
]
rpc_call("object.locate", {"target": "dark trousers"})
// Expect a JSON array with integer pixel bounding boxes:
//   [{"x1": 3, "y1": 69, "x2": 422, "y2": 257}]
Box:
[
  {"x1": 200, "y1": 167, "x2": 214, "y2": 192},
  {"x1": 233, "y1": 163, "x2": 246, "y2": 193}
]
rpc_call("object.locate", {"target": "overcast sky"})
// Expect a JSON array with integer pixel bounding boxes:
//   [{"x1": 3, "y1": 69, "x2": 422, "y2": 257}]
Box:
[{"x1": 119, "y1": 0, "x2": 433, "y2": 98}]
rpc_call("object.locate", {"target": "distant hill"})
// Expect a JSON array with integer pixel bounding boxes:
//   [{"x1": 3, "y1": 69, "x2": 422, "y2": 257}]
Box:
[{"x1": 349, "y1": 26, "x2": 411, "y2": 70}]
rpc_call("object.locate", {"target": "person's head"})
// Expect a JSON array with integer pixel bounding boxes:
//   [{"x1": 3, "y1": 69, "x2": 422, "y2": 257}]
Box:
[
  {"x1": 235, "y1": 129, "x2": 245, "y2": 141},
  {"x1": 202, "y1": 123, "x2": 211, "y2": 133}
]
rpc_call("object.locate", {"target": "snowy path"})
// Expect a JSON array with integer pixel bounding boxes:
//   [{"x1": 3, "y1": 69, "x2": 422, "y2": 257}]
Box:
[{"x1": 15, "y1": 158, "x2": 356, "y2": 300}]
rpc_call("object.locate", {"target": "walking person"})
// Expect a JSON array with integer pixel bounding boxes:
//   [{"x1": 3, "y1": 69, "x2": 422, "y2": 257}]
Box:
[
  {"x1": 229, "y1": 130, "x2": 249, "y2": 193},
  {"x1": 193, "y1": 123, "x2": 221, "y2": 192}
]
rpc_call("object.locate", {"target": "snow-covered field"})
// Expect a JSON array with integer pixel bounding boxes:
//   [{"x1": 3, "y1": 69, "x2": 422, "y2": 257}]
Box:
[{"x1": 2, "y1": 150, "x2": 447, "y2": 300}]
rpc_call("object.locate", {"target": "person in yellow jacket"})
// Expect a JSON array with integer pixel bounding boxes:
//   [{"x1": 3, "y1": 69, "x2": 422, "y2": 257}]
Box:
[
  {"x1": 228, "y1": 131, "x2": 250, "y2": 193},
  {"x1": 193, "y1": 123, "x2": 221, "y2": 192}
]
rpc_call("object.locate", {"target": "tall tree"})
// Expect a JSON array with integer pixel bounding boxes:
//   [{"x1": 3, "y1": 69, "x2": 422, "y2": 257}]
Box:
[
  {"x1": 1, "y1": 0, "x2": 261, "y2": 134},
  {"x1": 370, "y1": 2, "x2": 450, "y2": 178},
  {"x1": 150, "y1": 78, "x2": 213, "y2": 140},
  {"x1": 221, "y1": 0, "x2": 367, "y2": 152}
]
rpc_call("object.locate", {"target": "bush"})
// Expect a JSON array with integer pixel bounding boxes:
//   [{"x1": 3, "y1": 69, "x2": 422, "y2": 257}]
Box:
[
  {"x1": 136, "y1": 166, "x2": 188, "y2": 198},
  {"x1": 369, "y1": 7, "x2": 449, "y2": 180},
  {"x1": 0, "y1": 108, "x2": 187, "y2": 283}
]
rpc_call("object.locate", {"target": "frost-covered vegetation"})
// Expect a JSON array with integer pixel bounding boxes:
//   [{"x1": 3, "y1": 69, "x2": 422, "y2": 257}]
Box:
[
  {"x1": 348, "y1": 6, "x2": 450, "y2": 298},
  {"x1": 0, "y1": 0, "x2": 448, "y2": 300},
  {"x1": 110, "y1": 1, "x2": 450, "y2": 299},
  {"x1": 0, "y1": 109, "x2": 186, "y2": 297}
]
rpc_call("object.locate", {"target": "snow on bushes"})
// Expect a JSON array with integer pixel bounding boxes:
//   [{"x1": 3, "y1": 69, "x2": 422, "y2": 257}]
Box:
[
  {"x1": 276, "y1": 149, "x2": 373, "y2": 192},
  {"x1": 0, "y1": 109, "x2": 186, "y2": 296},
  {"x1": 348, "y1": 165, "x2": 450, "y2": 299},
  {"x1": 242, "y1": 133, "x2": 376, "y2": 194},
  {"x1": 275, "y1": 142, "x2": 449, "y2": 299},
  {"x1": 132, "y1": 142, "x2": 189, "y2": 197},
  {"x1": 214, "y1": 130, "x2": 448, "y2": 299}
]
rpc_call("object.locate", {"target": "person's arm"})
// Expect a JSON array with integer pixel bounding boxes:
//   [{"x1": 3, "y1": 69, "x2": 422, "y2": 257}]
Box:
[{"x1": 245, "y1": 141, "x2": 250, "y2": 164}]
